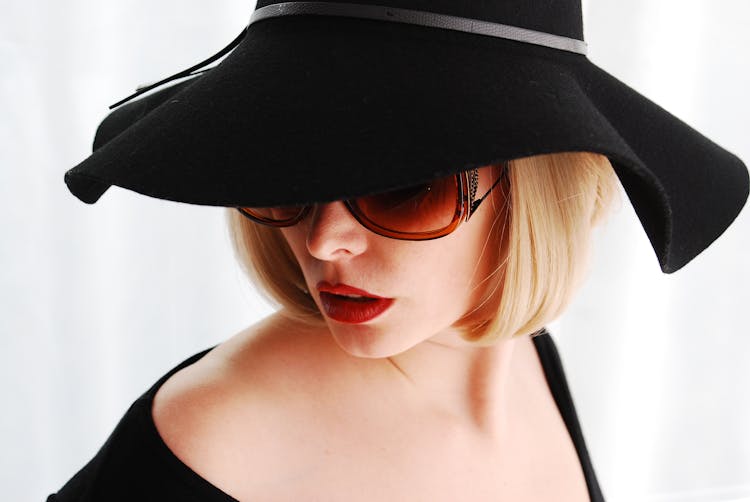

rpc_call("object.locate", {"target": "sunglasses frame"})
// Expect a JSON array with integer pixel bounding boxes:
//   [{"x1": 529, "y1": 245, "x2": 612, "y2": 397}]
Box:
[{"x1": 236, "y1": 161, "x2": 508, "y2": 241}]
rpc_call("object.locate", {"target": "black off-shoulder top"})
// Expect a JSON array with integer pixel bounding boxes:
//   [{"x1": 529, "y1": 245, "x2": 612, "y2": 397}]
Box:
[{"x1": 47, "y1": 329, "x2": 604, "y2": 501}]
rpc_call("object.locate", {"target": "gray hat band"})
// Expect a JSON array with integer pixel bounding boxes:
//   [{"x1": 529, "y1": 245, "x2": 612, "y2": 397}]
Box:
[{"x1": 249, "y1": 1, "x2": 589, "y2": 55}]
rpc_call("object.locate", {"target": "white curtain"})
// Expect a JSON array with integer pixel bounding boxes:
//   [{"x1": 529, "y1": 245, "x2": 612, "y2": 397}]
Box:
[{"x1": 2, "y1": 1, "x2": 748, "y2": 501}]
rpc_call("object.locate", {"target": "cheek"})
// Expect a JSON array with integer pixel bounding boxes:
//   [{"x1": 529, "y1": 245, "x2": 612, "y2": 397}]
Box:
[
  {"x1": 279, "y1": 227, "x2": 307, "y2": 263},
  {"x1": 279, "y1": 219, "x2": 494, "y2": 328},
  {"x1": 400, "y1": 238, "x2": 487, "y2": 320}
]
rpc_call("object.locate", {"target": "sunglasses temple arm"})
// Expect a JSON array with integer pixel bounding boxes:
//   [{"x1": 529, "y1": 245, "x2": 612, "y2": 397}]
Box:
[
  {"x1": 108, "y1": 27, "x2": 248, "y2": 110},
  {"x1": 469, "y1": 161, "x2": 509, "y2": 215}
]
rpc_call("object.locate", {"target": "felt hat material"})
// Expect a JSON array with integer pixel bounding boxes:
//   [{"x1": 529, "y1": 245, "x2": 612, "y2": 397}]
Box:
[{"x1": 64, "y1": 0, "x2": 749, "y2": 273}]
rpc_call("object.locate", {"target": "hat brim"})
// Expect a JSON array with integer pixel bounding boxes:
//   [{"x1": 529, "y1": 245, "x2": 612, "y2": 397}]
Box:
[{"x1": 65, "y1": 15, "x2": 748, "y2": 273}]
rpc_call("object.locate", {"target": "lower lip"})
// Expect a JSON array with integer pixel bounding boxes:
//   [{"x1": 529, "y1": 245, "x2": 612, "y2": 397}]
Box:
[{"x1": 319, "y1": 292, "x2": 394, "y2": 324}]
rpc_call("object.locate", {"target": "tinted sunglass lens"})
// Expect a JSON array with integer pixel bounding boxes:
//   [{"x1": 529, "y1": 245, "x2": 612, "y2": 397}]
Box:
[
  {"x1": 354, "y1": 174, "x2": 458, "y2": 233},
  {"x1": 240, "y1": 205, "x2": 306, "y2": 224}
]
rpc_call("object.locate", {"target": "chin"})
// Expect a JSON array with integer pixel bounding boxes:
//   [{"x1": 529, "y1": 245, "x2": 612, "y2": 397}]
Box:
[{"x1": 328, "y1": 324, "x2": 420, "y2": 359}]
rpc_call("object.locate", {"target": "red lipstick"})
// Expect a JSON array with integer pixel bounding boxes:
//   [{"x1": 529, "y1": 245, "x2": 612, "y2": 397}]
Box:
[{"x1": 316, "y1": 281, "x2": 394, "y2": 324}]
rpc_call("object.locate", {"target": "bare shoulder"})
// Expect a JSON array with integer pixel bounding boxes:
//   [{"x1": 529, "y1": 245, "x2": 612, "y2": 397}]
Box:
[{"x1": 151, "y1": 313, "x2": 339, "y2": 496}]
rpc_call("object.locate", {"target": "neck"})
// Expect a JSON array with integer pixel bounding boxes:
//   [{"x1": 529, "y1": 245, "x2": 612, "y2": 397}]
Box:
[
  {"x1": 267, "y1": 311, "x2": 531, "y2": 442},
  {"x1": 384, "y1": 328, "x2": 526, "y2": 440}
]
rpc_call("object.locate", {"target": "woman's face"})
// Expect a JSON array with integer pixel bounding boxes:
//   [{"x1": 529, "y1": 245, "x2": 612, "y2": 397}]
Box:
[{"x1": 280, "y1": 165, "x2": 508, "y2": 358}]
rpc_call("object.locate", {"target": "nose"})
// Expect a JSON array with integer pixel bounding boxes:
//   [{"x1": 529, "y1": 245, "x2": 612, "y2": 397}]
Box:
[{"x1": 305, "y1": 201, "x2": 368, "y2": 260}]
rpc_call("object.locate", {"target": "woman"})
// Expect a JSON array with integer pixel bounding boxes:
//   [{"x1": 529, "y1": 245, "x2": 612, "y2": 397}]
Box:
[{"x1": 49, "y1": 1, "x2": 748, "y2": 501}]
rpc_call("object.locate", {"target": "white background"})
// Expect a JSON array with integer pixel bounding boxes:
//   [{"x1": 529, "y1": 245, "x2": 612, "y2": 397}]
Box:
[{"x1": 1, "y1": 1, "x2": 749, "y2": 501}]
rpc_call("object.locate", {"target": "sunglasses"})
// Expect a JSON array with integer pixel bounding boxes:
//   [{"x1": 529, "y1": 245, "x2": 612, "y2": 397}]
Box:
[{"x1": 236, "y1": 162, "x2": 508, "y2": 241}]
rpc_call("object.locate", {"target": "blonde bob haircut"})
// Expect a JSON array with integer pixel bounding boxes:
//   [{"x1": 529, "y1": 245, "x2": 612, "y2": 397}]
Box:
[{"x1": 226, "y1": 152, "x2": 620, "y2": 344}]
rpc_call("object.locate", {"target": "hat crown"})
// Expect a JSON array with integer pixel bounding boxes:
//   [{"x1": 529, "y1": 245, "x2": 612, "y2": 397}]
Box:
[{"x1": 255, "y1": 0, "x2": 585, "y2": 41}]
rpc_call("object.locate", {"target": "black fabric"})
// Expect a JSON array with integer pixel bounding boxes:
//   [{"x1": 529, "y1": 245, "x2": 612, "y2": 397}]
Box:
[
  {"x1": 47, "y1": 347, "x2": 236, "y2": 502},
  {"x1": 63, "y1": 11, "x2": 749, "y2": 274},
  {"x1": 93, "y1": 78, "x2": 203, "y2": 152},
  {"x1": 531, "y1": 329, "x2": 605, "y2": 502},
  {"x1": 47, "y1": 330, "x2": 604, "y2": 501}
]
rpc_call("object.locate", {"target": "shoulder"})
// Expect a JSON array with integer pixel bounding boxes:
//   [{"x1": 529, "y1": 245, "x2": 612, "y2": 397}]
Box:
[
  {"x1": 150, "y1": 314, "x2": 345, "y2": 495},
  {"x1": 150, "y1": 355, "x2": 264, "y2": 488}
]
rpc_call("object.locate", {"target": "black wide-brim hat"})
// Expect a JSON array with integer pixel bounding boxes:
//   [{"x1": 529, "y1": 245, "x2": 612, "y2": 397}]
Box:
[{"x1": 65, "y1": 0, "x2": 749, "y2": 274}]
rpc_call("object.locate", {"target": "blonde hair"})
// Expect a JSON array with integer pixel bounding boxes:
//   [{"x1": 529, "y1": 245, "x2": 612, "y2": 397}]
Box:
[{"x1": 226, "y1": 151, "x2": 620, "y2": 344}]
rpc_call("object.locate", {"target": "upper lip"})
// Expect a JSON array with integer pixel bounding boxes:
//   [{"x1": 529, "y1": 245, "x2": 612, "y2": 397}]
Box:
[{"x1": 316, "y1": 281, "x2": 387, "y2": 299}]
